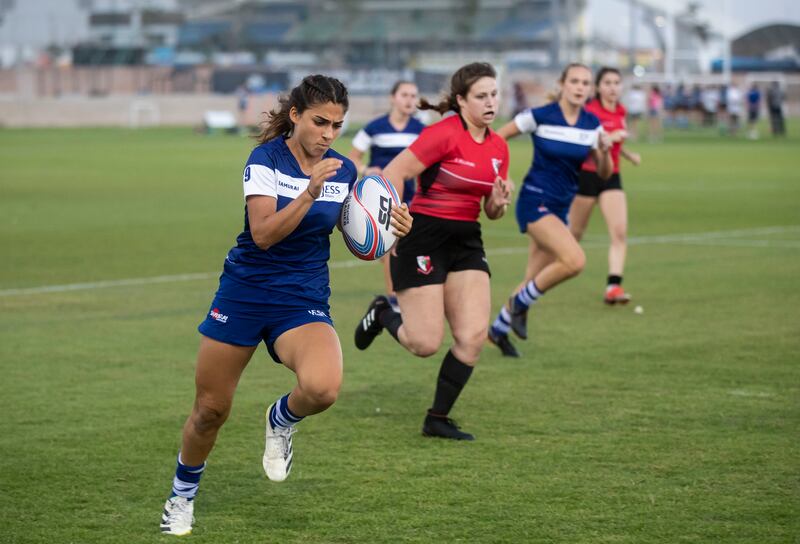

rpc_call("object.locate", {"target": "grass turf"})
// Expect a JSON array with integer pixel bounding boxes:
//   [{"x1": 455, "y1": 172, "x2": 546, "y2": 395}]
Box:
[{"x1": 0, "y1": 122, "x2": 798, "y2": 543}]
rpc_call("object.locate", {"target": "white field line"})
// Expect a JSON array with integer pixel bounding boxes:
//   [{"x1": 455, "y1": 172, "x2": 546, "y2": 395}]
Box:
[{"x1": 2, "y1": 225, "x2": 798, "y2": 298}]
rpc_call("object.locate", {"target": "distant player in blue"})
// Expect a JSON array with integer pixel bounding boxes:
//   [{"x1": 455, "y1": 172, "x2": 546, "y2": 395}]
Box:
[
  {"x1": 746, "y1": 83, "x2": 762, "y2": 140},
  {"x1": 349, "y1": 81, "x2": 425, "y2": 304},
  {"x1": 488, "y1": 63, "x2": 612, "y2": 357},
  {"x1": 159, "y1": 75, "x2": 412, "y2": 536}
]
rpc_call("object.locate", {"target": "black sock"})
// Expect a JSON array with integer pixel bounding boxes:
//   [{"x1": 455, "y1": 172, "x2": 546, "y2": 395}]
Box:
[
  {"x1": 607, "y1": 274, "x2": 622, "y2": 286},
  {"x1": 378, "y1": 308, "x2": 403, "y2": 342},
  {"x1": 430, "y1": 350, "x2": 473, "y2": 416}
]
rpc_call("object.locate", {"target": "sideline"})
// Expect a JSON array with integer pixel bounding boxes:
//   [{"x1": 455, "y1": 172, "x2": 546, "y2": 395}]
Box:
[{"x1": 2, "y1": 225, "x2": 797, "y2": 297}]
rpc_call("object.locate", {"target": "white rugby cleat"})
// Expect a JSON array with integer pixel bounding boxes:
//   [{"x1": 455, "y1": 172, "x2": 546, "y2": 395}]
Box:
[
  {"x1": 160, "y1": 496, "x2": 194, "y2": 536},
  {"x1": 263, "y1": 405, "x2": 296, "y2": 482}
]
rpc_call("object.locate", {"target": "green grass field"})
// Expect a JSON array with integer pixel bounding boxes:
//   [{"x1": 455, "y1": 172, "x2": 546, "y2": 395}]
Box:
[{"x1": 1, "y1": 123, "x2": 798, "y2": 543}]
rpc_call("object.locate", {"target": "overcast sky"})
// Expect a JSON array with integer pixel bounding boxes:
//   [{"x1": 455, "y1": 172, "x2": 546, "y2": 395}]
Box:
[
  {"x1": 2, "y1": 0, "x2": 798, "y2": 49},
  {"x1": 589, "y1": 0, "x2": 800, "y2": 38}
]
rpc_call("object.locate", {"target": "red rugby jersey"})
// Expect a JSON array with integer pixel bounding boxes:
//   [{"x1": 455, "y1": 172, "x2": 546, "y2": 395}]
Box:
[
  {"x1": 581, "y1": 99, "x2": 626, "y2": 174},
  {"x1": 408, "y1": 114, "x2": 509, "y2": 222}
]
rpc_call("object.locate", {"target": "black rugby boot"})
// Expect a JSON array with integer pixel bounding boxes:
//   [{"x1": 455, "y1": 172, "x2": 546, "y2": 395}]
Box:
[
  {"x1": 354, "y1": 295, "x2": 390, "y2": 350},
  {"x1": 488, "y1": 329, "x2": 520, "y2": 358},
  {"x1": 422, "y1": 412, "x2": 475, "y2": 441}
]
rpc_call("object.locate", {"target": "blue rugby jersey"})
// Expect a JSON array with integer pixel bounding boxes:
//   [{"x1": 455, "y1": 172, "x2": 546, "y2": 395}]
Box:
[
  {"x1": 515, "y1": 102, "x2": 603, "y2": 207},
  {"x1": 351, "y1": 114, "x2": 425, "y2": 169},
  {"x1": 219, "y1": 137, "x2": 357, "y2": 307}
]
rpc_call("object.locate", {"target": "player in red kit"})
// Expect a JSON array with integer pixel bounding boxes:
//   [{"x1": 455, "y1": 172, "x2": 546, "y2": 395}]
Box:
[
  {"x1": 568, "y1": 67, "x2": 642, "y2": 304},
  {"x1": 354, "y1": 62, "x2": 512, "y2": 441}
]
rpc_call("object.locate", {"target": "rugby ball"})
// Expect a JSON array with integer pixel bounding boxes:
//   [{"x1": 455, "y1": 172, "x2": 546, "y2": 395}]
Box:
[{"x1": 341, "y1": 175, "x2": 401, "y2": 260}]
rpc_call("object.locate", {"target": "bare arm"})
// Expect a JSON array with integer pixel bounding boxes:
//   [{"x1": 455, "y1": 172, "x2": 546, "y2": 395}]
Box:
[
  {"x1": 591, "y1": 132, "x2": 614, "y2": 180},
  {"x1": 248, "y1": 158, "x2": 341, "y2": 250},
  {"x1": 381, "y1": 148, "x2": 427, "y2": 202},
  {"x1": 483, "y1": 176, "x2": 514, "y2": 220},
  {"x1": 496, "y1": 119, "x2": 522, "y2": 140},
  {"x1": 620, "y1": 147, "x2": 641, "y2": 166},
  {"x1": 347, "y1": 148, "x2": 367, "y2": 177}
]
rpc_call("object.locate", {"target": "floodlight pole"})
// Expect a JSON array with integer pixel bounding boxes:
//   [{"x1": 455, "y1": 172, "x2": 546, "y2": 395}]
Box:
[{"x1": 722, "y1": 0, "x2": 732, "y2": 84}]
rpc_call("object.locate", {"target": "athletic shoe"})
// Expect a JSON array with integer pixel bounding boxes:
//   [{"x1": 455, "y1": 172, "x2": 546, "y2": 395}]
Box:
[
  {"x1": 354, "y1": 295, "x2": 390, "y2": 350},
  {"x1": 262, "y1": 405, "x2": 296, "y2": 482},
  {"x1": 422, "y1": 412, "x2": 475, "y2": 441},
  {"x1": 488, "y1": 329, "x2": 520, "y2": 358},
  {"x1": 507, "y1": 296, "x2": 529, "y2": 340},
  {"x1": 604, "y1": 284, "x2": 632, "y2": 305},
  {"x1": 160, "y1": 496, "x2": 194, "y2": 536}
]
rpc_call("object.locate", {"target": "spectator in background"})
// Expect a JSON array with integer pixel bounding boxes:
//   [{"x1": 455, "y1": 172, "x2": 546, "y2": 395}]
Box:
[
  {"x1": 674, "y1": 83, "x2": 689, "y2": 129},
  {"x1": 236, "y1": 84, "x2": 249, "y2": 131},
  {"x1": 747, "y1": 83, "x2": 762, "y2": 140},
  {"x1": 701, "y1": 85, "x2": 719, "y2": 127},
  {"x1": 690, "y1": 84, "x2": 703, "y2": 126},
  {"x1": 725, "y1": 84, "x2": 743, "y2": 136},
  {"x1": 626, "y1": 84, "x2": 646, "y2": 141},
  {"x1": 512, "y1": 81, "x2": 529, "y2": 116},
  {"x1": 647, "y1": 85, "x2": 664, "y2": 142},
  {"x1": 767, "y1": 81, "x2": 786, "y2": 137}
]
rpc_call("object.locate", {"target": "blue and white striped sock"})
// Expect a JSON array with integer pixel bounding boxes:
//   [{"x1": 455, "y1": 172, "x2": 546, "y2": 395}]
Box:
[
  {"x1": 491, "y1": 306, "x2": 512, "y2": 336},
  {"x1": 514, "y1": 280, "x2": 543, "y2": 310},
  {"x1": 268, "y1": 393, "x2": 304, "y2": 430},
  {"x1": 170, "y1": 453, "x2": 206, "y2": 501}
]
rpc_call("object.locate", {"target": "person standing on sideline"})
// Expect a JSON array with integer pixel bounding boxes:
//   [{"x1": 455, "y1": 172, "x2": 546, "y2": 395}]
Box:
[
  {"x1": 747, "y1": 83, "x2": 762, "y2": 140},
  {"x1": 354, "y1": 62, "x2": 512, "y2": 440},
  {"x1": 568, "y1": 67, "x2": 641, "y2": 305},
  {"x1": 488, "y1": 63, "x2": 612, "y2": 358},
  {"x1": 647, "y1": 85, "x2": 664, "y2": 142},
  {"x1": 236, "y1": 84, "x2": 249, "y2": 131},
  {"x1": 625, "y1": 83, "x2": 646, "y2": 141},
  {"x1": 767, "y1": 81, "x2": 786, "y2": 137},
  {"x1": 159, "y1": 75, "x2": 412, "y2": 536},
  {"x1": 348, "y1": 81, "x2": 425, "y2": 308}
]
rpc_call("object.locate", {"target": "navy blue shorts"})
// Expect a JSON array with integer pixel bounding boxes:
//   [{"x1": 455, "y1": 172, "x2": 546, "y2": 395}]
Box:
[
  {"x1": 198, "y1": 297, "x2": 334, "y2": 364},
  {"x1": 515, "y1": 196, "x2": 570, "y2": 232}
]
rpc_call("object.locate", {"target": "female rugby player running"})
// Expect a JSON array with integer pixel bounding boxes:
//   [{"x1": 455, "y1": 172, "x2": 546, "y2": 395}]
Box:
[
  {"x1": 354, "y1": 62, "x2": 512, "y2": 441},
  {"x1": 569, "y1": 67, "x2": 641, "y2": 305},
  {"x1": 488, "y1": 63, "x2": 612, "y2": 357},
  {"x1": 159, "y1": 75, "x2": 412, "y2": 536},
  {"x1": 348, "y1": 81, "x2": 425, "y2": 307}
]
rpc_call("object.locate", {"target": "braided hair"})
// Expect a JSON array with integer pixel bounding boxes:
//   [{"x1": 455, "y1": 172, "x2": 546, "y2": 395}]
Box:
[{"x1": 256, "y1": 74, "x2": 349, "y2": 144}]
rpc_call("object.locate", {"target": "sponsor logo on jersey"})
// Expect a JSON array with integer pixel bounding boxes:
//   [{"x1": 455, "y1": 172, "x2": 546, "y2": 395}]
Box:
[
  {"x1": 278, "y1": 179, "x2": 300, "y2": 192},
  {"x1": 416, "y1": 255, "x2": 433, "y2": 275},
  {"x1": 322, "y1": 183, "x2": 343, "y2": 197},
  {"x1": 538, "y1": 205, "x2": 550, "y2": 213},
  {"x1": 452, "y1": 158, "x2": 476, "y2": 167},
  {"x1": 307, "y1": 309, "x2": 328, "y2": 317},
  {"x1": 209, "y1": 308, "x2": 229, "y2": 323}
]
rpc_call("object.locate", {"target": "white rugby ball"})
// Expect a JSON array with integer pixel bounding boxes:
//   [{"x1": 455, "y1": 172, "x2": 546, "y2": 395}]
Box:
[{"x1": 341, "y1": 175, "x2": 401, "y2": 261}]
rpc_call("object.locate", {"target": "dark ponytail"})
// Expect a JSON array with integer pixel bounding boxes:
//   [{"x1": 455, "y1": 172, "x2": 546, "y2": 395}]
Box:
[
  {"x1": 419, "y1": 62, "x2": 496, "y2": 115},
  {"x1": 256, "y1": 74, "x2": 349, "y2": 144}
]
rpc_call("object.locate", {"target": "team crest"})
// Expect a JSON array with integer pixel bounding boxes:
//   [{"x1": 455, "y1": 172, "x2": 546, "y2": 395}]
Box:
[
  {"x1": 416, "y1": 255, "x2": 433, "y2": 275},
  {"x1": 491, "y1": 158, "x2": 503, "y2": 175}
]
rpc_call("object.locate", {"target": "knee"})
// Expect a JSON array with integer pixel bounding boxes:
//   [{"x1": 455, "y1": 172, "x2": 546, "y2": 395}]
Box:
[
  {"x1": 406, "y1": 336, "x2": 441, "y2": 358},
  {"x1": 453, "y1": 328, "x2": 487, "y2": 363},
  {"x1": 610, "y1": 225, "x2": 627, "y2": 244},
  {"x1": 561, "y1": 249, "x2": 586, "y2": 277},
  {"x1": 190, "y1": 401, "x2": 230, "y2": 435},
  {"x1": 302, "y1": 381, "x2": 340, "y2": 410}
]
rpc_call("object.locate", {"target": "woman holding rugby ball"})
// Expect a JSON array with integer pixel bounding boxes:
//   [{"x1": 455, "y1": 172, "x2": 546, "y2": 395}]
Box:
[{"x1": 159, "y1": 75, "x2": 412, "y2": 536}]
